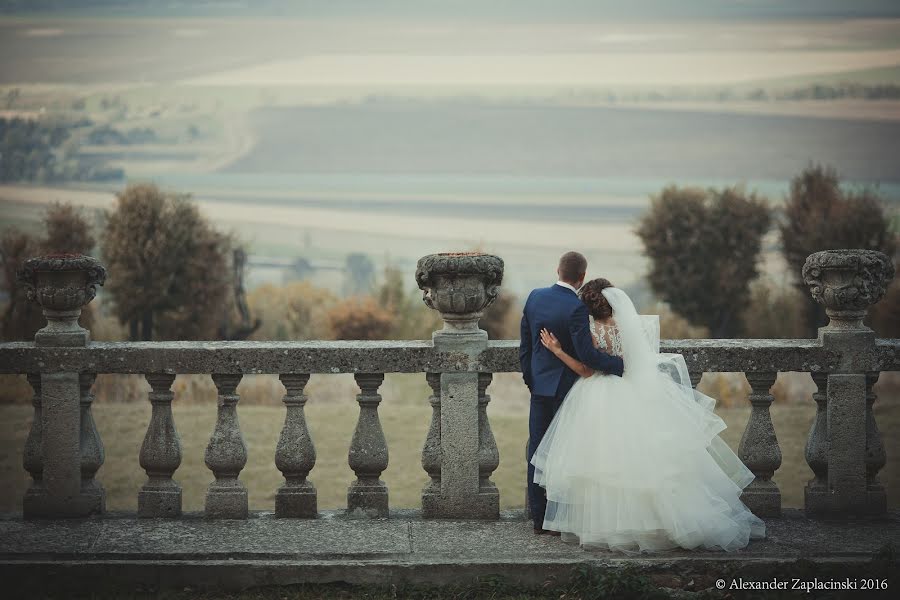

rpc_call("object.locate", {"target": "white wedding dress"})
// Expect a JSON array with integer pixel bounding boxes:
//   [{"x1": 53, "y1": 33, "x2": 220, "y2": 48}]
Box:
[{"x1": 530, "y1": 287, "x2": 765, "y2": 553}]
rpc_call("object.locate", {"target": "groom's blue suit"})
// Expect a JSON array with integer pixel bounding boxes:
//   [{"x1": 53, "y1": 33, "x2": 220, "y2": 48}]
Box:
[{"x1": 520, "y1": 283, "x2": 624, "y2": 529}]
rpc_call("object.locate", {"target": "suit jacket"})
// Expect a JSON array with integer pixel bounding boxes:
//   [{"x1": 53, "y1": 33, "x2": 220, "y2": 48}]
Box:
[{"x1": 519, "y1": 283, "x2": 624, "y2": 398}]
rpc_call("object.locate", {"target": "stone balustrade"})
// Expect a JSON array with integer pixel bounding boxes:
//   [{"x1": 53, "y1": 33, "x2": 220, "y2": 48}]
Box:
[{"x1": 1, "y1": 249, "x2": 896, "y2": 521}]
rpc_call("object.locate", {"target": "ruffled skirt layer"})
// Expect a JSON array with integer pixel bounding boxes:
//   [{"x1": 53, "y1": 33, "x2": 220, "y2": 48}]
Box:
[{"x1": 531, "y1": 371, "x2": 765, "y2": 553}]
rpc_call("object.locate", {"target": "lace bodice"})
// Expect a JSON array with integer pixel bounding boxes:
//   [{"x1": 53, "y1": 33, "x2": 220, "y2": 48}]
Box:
[{"x1": 590, "y1": 316, "x2": 623, "y2": 356}]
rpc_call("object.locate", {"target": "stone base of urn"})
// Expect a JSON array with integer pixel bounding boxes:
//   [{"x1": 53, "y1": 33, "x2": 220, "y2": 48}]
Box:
[
  {"x1": 422, "y1": 489, "x2": 500, "y2": 520},
  {"x1": 275, "y1": 482, "x2": 317, "y2": 518},
  {"x1": 205, "y1": 481, "x2": 249, "y2": 519},
  {"x1": 34, "y1": 319, "x2": 90, "y2": 347},
  {"x1": 431, "y1": 328, "x2": 488, "y2": 354}
]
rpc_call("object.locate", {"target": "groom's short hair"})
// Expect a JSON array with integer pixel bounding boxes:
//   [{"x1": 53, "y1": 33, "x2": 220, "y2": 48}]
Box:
[{"x1": 558, "y1": 251, "x2": 587, "y2": 283}]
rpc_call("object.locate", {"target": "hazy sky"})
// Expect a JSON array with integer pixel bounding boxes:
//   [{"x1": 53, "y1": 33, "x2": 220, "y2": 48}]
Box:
[{"x1": 3, "y1": 0, "x2": 900, "y2": 20}]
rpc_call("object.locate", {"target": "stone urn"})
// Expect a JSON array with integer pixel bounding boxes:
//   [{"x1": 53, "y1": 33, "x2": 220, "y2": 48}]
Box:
[
  {"x1": 802, "y1": 249, "x2": 894, "y2": 331},
  {"x1": 17, "y1": 253, "x2": 107, "y2": 346},
  {"x1": 416, "y1": 252, "x2": 504, "y2": 341}
]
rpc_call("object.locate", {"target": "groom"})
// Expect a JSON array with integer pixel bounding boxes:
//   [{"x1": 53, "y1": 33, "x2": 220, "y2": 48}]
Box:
[{"x1": 519, "y1": 251, "x2": 625, "y2": 534}]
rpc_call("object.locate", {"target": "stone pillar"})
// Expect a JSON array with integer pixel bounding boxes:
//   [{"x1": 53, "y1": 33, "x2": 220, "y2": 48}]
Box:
[
  {"x1": 689, "y1": 371, "x2": 703, "y2": 389},
  {"x1": 421, "y1": 373, "x2": 442, "y2": 501},
  {"x1": 78, "y1": 372, "x2": 105, "y2": 513},
  {"x1": 139, "y1": 373, "x2": 182, "y2": 518},
  {"x1": 804, "y1": 372, "x2": 829, "y2": 516},
  {"x1": 803, "y1": 249, "x2": 893, "y2": 516},
  {"x1": 275, "y1": 373, "x2": 317, "y2": 518},
  {"x1": 738, "y1": 371, "x2": 781, "y2": 517},
  {"x1": 826, "y1": 373, "x2": 867, "y2": 514},
  {"x1": 416, "y1": 252, "x2": 503, "y2": 519},
  {"x1": 17, "y1": 254, "x2": 106, "y2": 518},
  {"x1": 347, "y1": 373, "x2": 389, "y2": 518},
  {"x1": 204, "y1": 374, "x2": 248, "y2": 519}
]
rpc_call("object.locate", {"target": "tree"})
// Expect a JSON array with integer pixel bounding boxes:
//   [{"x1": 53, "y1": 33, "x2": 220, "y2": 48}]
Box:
[
  {"x1": 344, "y1": 252, "x2": 375, "y2": 296},
  {"x1": 780, "y1": 164, "x2": 897, "y2": 335},
  {"x1": 101, "y1": 183, "x2": 232, "y2": 341},
  {"x1": 375, "y1": 266, "x2": 442, "y2": 339},
  {"x1": 0, "y1": 117, "x2": 69, "y2": 182},
  {"x1": 0, "y1": 229, "x2": 43, "y2": 341},
  {"x1": 636, "y1": 185, "x2": 771, "y2": 338},
  {"x1": 0, "y1": 202, "x2": 96, "y2": 340},
  {"x1": 480, "y1": 291, "x2": 518, "y2": 339},
  {"x1": 42, "y1": 201, "x2": 96, "y2": 254},
  {"x1": 740, "y1": 279, "x2": 809, "y2": 339},
  {"x1": 867, "y1": 281, "x2": 900, "y2": 338}
]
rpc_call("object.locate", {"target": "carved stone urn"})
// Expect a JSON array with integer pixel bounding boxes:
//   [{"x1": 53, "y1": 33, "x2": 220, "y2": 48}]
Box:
[
  {"x1": 17, "y1": 253, "x2": 107, "y2": 346},
  {"x1": 802, "y1": 249, "x2": 894, "y2": 331},
  {"x1": 416, "y1": 252, "x2": 504, "y2": 345}
]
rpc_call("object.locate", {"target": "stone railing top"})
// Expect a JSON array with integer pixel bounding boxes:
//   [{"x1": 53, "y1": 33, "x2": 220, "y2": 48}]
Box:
[{"x1": 1, "y1": 338, "x2": 899, "y2": 375}]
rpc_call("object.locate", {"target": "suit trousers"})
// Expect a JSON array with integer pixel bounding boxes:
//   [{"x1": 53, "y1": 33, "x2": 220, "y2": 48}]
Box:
[{"x1": 527, "y1": 392, "x2": 564, "y2": 529}]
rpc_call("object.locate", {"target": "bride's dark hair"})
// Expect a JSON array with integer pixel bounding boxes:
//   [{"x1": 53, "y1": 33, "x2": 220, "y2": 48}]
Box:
[{"x1": 579, "y1": 278, "x2": 614, "y2": 320}]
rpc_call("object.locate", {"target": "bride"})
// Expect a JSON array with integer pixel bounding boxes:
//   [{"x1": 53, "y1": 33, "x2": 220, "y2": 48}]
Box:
[{"x1": 530, "y1": 279, "x2": 766, "y2": 553}]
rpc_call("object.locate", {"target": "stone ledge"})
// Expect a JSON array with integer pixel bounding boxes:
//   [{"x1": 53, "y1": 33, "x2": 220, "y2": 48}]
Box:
[
  {"x1": 1, "y1": 510, "x2": 897, "y2": 592},
  {"x1": 3, "y1": 338, "x2": 898, "y2": 375}
]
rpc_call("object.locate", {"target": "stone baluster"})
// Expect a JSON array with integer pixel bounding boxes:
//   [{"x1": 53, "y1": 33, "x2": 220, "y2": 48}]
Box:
[
  {"x1": 864, "y1": 372, "x2": 887, "y2": 515},
  {"x1": 477, "y1": 373, "x2": 499, "y2": 495},
  {"x1": 421, "y1": 373, "x2": 442, "y2": 501},
  {"x1": 689, "y1": 371, "x2": 703, "y2": 389},
  {"x1": 204, "y1": 374, "x2": 248, "y2": 519},
  {"x1": 347, "y1": 373, "x2": 389, "y2": 517},
  {"x1": 275, "y1": 374, "x2": 317, "y2": 518},
  {"x1": 803, "y1": 249, "x2": 893, "y2": 516},
  {"x1": 17, "y1": 254, "x2": 106, "y2": 518},
  {"x1": 139, "y1": 373, "x2": 182, "y2": 517},
  {"x1": 738, "y1": 371, "x2": 782, "y2": 517},
  {"x1": 22, "y1": 374, "x2": 43, "y2": 517},
  {"x1": 804, "y1": 372, "x2": 829, "y2": 516},
  {"x1": 417, "y1": 252, "x2": 504, "y2": 519},
  {"x1": 78, "y1": 372, "x2": 105, "y2": 513}
]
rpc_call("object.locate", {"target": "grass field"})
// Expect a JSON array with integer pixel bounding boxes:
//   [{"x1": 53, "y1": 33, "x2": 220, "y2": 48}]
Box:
[{"x1": 2, "y1": 372, "x2": 897, "y2": 514}]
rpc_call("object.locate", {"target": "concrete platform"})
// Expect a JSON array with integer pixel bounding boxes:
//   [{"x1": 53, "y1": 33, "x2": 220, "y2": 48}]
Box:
[{"x1": 2, "y1": 510, "x2": 898, "y2": 594}]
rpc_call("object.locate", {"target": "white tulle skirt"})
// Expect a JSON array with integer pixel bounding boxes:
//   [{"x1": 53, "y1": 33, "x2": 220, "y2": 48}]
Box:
[{"x1": 531, "y1": 368, "x2": 766, "y2": 553}]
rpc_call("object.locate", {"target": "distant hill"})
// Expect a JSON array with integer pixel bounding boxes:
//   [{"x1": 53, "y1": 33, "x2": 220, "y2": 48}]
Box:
[{"x1": 225, "y1": 103, "x2": 900, "y2": 184}]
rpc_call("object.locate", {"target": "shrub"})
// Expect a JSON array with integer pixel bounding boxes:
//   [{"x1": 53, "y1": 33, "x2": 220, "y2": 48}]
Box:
[
  {"x1": 327, "y1": 296, "x2": 395, "y2": 340},
  {"x1": 247, "y1": 281, "x2": 336, "y2": 341}
]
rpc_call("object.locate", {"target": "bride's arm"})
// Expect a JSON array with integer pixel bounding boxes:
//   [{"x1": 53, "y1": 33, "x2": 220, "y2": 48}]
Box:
[{"x1": 539, "y1": 328, "x2": 594, "y2": 378}]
